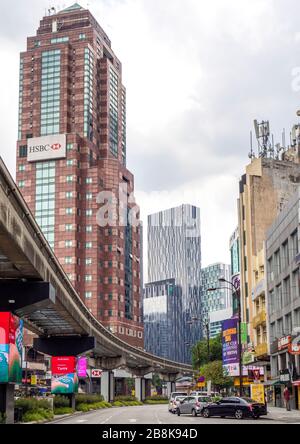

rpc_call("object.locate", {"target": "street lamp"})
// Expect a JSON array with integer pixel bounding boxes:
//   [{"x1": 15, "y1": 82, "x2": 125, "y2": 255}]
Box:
[{"x1": 208, "y1": 277, "x2": 243, "y2": 398}]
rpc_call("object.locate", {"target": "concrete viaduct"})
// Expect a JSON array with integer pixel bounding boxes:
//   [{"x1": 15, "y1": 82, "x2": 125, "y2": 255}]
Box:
[{"x1": 0, "y1": 158, "x2": 193, "y2": 422}]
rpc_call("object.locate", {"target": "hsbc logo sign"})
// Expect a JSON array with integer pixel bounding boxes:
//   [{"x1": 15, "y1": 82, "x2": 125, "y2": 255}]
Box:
[{"x1": 27, "y1": 134, "x2": 66, "y2": 162}]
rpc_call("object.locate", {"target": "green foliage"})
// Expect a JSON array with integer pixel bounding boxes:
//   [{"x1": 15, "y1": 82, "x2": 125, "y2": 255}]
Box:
[
  {"x1": 145, "y1": 395, "x2": 168, "y2": 401},
  {"x1": 53, "y1": 395, "x2": 70, "y2": 408},
  {"x1": 126, "y1": 378, "x2": 135, "y2": 391},
  {"x1": 15, "y1": 398, "x2": 53, "y2": 414},
  {"x1": 22, "y1": 408, "x2": 54, "y2": 423},
  {"x1": 144, "y1": 400, "x2": 169, "y2": 405},
  {"x1": 115, "y1": 395, "x2": 137, "y2": 402},
  {"x1": 112, "y1": 401, "x2": 124, "y2": 407},
  {"x1": 199, "y1": 361, "x2": 234, "y2": 389},
  {"x1": 54, "y1": 407, "x2": 74, "y2": 415},
  {"x1": 75, "y1": 394, "x2": 104, "y2": 405},
  {"x1": 152, "y1": 374, "x2": 163, "y2": 389},
  {"x1": 192, "y1": 334, "x2": 222, "y2": 369},
  {"x1": 0, "y1": 413, "x2": 6, "y2": 424}
]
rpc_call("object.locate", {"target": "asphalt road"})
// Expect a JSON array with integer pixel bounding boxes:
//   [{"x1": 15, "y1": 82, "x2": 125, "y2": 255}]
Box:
[{"x1": 50, "y1": 404, "x2": 284, "y2": 425}]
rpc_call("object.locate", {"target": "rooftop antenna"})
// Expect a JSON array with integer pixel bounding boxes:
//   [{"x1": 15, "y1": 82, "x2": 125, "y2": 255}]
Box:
[
  {"x1": 253, "y1": 119, "x2": 272, "y2": 158},
  {"x1": 249, "y1": 131, "x2": 255, "y2": 159}
]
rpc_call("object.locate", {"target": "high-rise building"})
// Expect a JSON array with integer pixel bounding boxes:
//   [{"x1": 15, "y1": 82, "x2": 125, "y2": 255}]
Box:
[
  {"x1": 238, "y1": 156, "x2": 300, "y2": 350},
  {"x1": 146, "y1": 204, "x2": 202, "y2": 363},
  {"x1": 143, "y1": 279, "x2": 184, "y2": 363},
  {"x1": 15, "y1": 4, "x2": 143, "y2": 347},
  {"x1": 201, "y1": 263, "x2": 232, "y2": 338}
]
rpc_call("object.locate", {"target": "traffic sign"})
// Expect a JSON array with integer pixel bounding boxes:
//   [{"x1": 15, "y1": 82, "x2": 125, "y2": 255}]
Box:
[{"x1": 91, "y1": 369, "x2": 102, "y2": 378}]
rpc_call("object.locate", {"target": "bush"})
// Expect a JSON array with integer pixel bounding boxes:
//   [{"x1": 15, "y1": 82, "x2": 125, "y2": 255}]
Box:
[
  {"x1": 22, "y1": 408, "x2": 54, "y2": 423},
  {"x1": 145, "y1": 395, "x2": 168, "y2": 401},
  {"x1": 115, "y1": 396, "x2": 137, "y2": 402},
  {"x1": 54, "y1": 396, "x2": 70, "y2": 409},
  {"x1": 76, "y1": 403, "x2": 91, "y2": 412},
  {"x1": 15, "y1": 398, "x2": 52, "y2": 413},
  {"x1": 75, "y1": 394, "x2": 104, "y2": 405},
  {"x1": 54, "y1": 407, "x2": 74, "y2": 415},
  {"x1": 144, "y1": 400, "x2": 169, "y2": 405},
  {"x1": 112, "y1": 401, "x2": 124, "y2": 407}
]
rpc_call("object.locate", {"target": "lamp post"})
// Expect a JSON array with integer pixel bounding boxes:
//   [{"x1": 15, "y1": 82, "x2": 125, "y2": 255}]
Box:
[{"x1": 208, "y1": 278, "x2": 243, "y2": 397}]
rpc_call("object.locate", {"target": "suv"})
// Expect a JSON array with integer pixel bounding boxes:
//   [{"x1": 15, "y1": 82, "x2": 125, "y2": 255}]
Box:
[
  {"x1": 177, "y1": 396, "x2": 212, "y2": 417},
  {"x1": 168, "y1": 392, "x2": 187, "y2": 412}
]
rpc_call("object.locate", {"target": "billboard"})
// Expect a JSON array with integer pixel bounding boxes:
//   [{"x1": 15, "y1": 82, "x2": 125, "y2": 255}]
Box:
[
  {"x1": 77, "y1": 357, "x2": 88, "y2": 378},
  {"x1": 27, "y1": 134, "x2": 66, "y2": 162},
  {"x1": 222, "y1": 319, "x2": 239, "y2": 366},
  {"x1": 0, "y1": 313, "x2": 23, "y2": 384},
  {"x1": 51, "y1": 374, "x2": 79, "y2": 395},
  {"x1": 250, "y1": 384, "x2": 265, "y2": 404},
  {"x1": 52, "y1": 356, "x2": 76, "y2": 375}
]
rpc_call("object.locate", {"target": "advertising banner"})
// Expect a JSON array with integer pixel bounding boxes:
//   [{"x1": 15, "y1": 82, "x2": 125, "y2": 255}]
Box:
[
  {"x1": 51, "y1": 374, "x2": 79, "y2": 395},
  {"x1": 77, "y1": 357, "x2": 88, "y2": 378},
  {"x1": 0, "y1": 313, "x2": 23, "y2": 384},
  {"x1": 222, "y1": 319, "x2": 239, "y2": 366},
  {"x1": 51, "y1": 356, "x2": 76, "y2": 375},
  {"x1": 250, "y1": 384, "x2": 265, "y2": 404},
  {"x1": 27, "y1": 134, "x2": 66, "y2": 162}
]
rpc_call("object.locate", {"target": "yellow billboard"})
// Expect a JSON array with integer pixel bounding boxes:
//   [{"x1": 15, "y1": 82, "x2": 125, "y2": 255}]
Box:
[{"x1": 250, "y1": 384, "x2": 265, "y2": 404}]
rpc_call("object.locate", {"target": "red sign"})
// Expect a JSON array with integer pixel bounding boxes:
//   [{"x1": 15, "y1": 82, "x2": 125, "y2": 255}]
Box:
[
  {"x1": 278, "y1": 336, "x2": 291, "y2": 351},
  {"x1": 51, "y1": 143, "x2": 61, "y2": 151},
  {"x1": 289, "y1": 343, "x2": 300, "y2": 355},
  {"x1": 91, "y1": 369, "x2": 102, "y2": 378},
  {"x1": 52, "y1": 357, "x2": 76, "y2": 375},
  {"x1": 0, "y1": 312, "x2": 18, "y2": 344}
]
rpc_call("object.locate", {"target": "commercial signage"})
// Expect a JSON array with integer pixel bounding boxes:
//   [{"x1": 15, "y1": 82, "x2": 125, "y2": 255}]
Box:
[
  {"x1": 250, "y1": 384, "x2": 265, "y2": 404},
  {"x1": 91, "y1": 369, "x2": 102, "y2": 378},
  {"x1": 280, "y1": 370, "x2": 291, "y2": 383},
  {"x1": 31, "y1": 375, "x2": 38, "y2": 386},
  {"x1": 77, "y1": 356, "x2": 88, "y2": 378},
  {"x1": 0, "y1": 313, "x2": 23, "y2": 384},
  {"x1": 224, "y1": 363, "x2": 264, "y2": 378},
  {"x1": 278, "y1": 336, "x2": 291, "y2": 351},
  {"x1": 222, "y1": 319, "x2": 239, "y2": 366},
  {"x1": 51, "y1": 374, "x2": 79, "y2": 395},
  {"x1": 288, "y1": 334, "x2": 300, "y2": 355},
  {"x1": 51, "y1": 356, "x2": 76, "y2": 375},
  {"x1": 27, "y1": 134, "x2": 66, "y2": 162}
]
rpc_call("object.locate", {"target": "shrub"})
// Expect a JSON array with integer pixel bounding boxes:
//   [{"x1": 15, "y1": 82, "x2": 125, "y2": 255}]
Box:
[
  {"x1": 16, "y1": 398, "x2": 53, "y2": 413},
  {"x1": 76, "y1": 403, "x2": 91, "y2": 412},
  {"x1": 144, "y1": 400, "x2": 169, "y2": 405},
  {"x1": 112, "y1": 401, "x2": 124, "y2": 407},
  {"x1": 22, "y1": 412, "x2": 46, "y2": 423},
  {"x1": 145, "y1": 395, "x2": 168, "y2": 402},
  {"x1": 115, "y1": 396, "x2": 137, "y2": 402},
  {"x1": 75, "y1": 394, "x2": 104, "y2": 405},
  {"x1": 54, "y1": 407, "x2": 74, "y2": 415},
  {"x1": 54, "y1": 396, "x2": 70, "y2": 408}
]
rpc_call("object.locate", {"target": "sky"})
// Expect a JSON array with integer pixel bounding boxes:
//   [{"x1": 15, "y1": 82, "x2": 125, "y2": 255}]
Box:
[{"x1": 1, "y1": 0, "x2": 300, "y2": 275}]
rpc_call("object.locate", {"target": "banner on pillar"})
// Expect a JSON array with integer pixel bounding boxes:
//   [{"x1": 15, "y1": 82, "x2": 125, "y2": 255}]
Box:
[
  {"x1": 0, "y1": 313, "x2": 23, "y2": 384},
  {"x1": 51, "y1": 356, "x2": 78, "y2": 394},
  {"x1": 77, "y1": 357, "x2": 88, "y2": 378}
]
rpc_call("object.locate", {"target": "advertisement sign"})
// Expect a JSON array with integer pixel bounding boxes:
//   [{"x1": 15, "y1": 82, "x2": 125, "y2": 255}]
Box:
[
  {"x1": 0, "y1": 313, "x2": 23, "y2": 384},
  {"x1": 51, "y1": 356, "x2": 76, "y2": 375},
  {"x1": 27, "y1": 134, "x2": 66, "y2": 162},
  {"x1": 222, "y1": 319, "x2": 239, "y2": 366},
  {"x1": 51, "y1": 374, "x2": 79, "y2": 395},
  {"x1": 278, "y1": 336, "x2": 291, "y2": 351},
  {"x1": 250, "y1": 384, "x2": 265, "y2": 404},
  {"x1": 91, "y1": 369, "x2": 102, "y2": 378},
  {"x1": 31, "y1": 375, "x2": 38, "y2": 386},
  {"x1": 288, "y1": 334, "x2": 300, "y2": 355},
  {"x1": 77, "y1": 357, "x2": 88, "y2": 378},
  {"x1": 224, "y1": 363, "x2": 264, "y2": 377}
]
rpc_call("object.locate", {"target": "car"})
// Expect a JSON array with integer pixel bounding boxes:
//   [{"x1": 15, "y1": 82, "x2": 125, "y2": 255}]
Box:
[
  {"x1": 169, "y1": 395, "x2": 187, "y2": 414},
  {"x1": 201, "y1": 397, "x2": 268, "y2": 420},
  {"x1": 168, "y1": 392, "x2": 188, "y2": 412},
  {"x1": 190, "y1": 391, "x2": 219, "y2": 397},
  {"x1": 177, "y1": 396, "x2": 212, "y2": 417}
]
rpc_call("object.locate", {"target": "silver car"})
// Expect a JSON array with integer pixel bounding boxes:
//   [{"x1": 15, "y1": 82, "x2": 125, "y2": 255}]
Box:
[{"x1": 177, "y1": 396, "x2": 212, "y2": 417}]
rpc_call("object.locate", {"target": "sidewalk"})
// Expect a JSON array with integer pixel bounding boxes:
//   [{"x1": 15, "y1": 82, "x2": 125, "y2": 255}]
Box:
[{"x1": 267, "y1": 407, "x2": 300, "y2": 423}]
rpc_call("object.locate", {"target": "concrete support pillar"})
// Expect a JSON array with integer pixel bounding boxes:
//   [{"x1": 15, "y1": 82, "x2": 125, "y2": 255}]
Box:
[
  {"x1": 0, "y1": 384, "x2": 15, "y2": 424},
  {"x1": 167, "y1": 381, "x2": 176, "y2": 398},
  {"x1": 101, "y1": 371, "x2": 115, "y2": 402},
  {"x1": 135, "y1": 378, "x2": 146, "y2": 402},
  {"x1": 68, "y1": 394, "x2": 76, "y2": 410}
]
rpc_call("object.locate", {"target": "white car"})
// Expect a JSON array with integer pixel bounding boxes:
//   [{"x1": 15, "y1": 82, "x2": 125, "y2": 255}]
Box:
[
  {"x1": 169, "y1": 395, "x2": 187, "y2": 414},
  {"x1": 168, "y1": 392, "x2": 188, "y2": 413}
]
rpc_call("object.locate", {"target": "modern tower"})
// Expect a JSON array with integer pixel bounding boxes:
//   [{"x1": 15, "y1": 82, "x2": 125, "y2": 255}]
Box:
[
  {"x1": 15, "y1": 4, "x2": 143, "y2": 347},
  {"x1": 145, "y1": 204, "x2": 202, "y2": 364}
]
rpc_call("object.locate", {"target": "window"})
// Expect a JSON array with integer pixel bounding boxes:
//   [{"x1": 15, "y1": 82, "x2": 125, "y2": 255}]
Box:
[
  {"x1": 66, "y1": 175, "x2": 74, "y2": 183},
  {"x1": 40, "y1": 50, "x2": 61, "y2": 136},
  {"x1": 85, "y1": 258, "x2": 92, "y2": 266},
  {"x1": 19, "y1": 146, "x2": 27, "y2": 158},
  {"x1": 18, "y1": 164, "x2": 26, "y2": 172},
  {"x1": 18, "y1": 180, "x2": 25, "y2": 188},
  {"x1": 85, "y1": 242, "x2": 92, "y2": 249},
  {"x1": 66, "y1": 191, "x2": 73, "y2": 199},
  {"x1": 86, "y1": 209, "x2": 93, "y2": 217},
  {"x1": 51, "y1": 36, "x2": 69, "y2": 44},
  {"x1": 66, "y1": 159, "x2": 74, "y2": 167},
  {"x1": 79, "y1": 33, "x2": 86, "y2": 40},
  {"x1": 65, "y1": 224, "x2": 73, "y2": 231},
  {"x1": 85, "y1": 275, "x2": 92, "y2": 282},
  {"x1": 86, "y1": 225, "x2": 92, "y2": 233},
  {"x1": 67, "y1": 143, "x2": 74, "y2": 151},
  {"x1": 86, "y1": 193, "x2": 92, "y2": 200},
  {"x1": 65, "y1": 257, "x2": 72, "y2": 264},
  {"x1": 85, "y1": 292, "x2": 92, "y2": 299},
  {"x1": 86, "y1": 177, "x2": 92, "y2": 184},
  {"x1": 66, "y1": 208, "x2": 73, "y2": 215},
  {"x1": 65, "y1": 240, "x2": 73, "y2": 248}
]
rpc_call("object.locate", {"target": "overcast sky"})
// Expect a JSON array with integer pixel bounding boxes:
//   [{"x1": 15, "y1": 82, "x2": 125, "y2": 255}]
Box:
[{"x1": 1, "y1": 0, "x2": 300, "y2": 275}]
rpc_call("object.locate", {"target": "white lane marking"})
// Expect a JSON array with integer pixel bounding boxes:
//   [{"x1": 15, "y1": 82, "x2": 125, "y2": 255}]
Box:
[
  {"x1": 76, "y1": 419, "x2": 88, "y2": 423},
  {"x1": 129, "y1": 419, "x2": 137, "y2": 423},
  {"x1": 155, "y1": 412, "x2": 162, "y2": 425},
  {"x1": 100, "y1": 415, "x2": 113, "y2": 424}
]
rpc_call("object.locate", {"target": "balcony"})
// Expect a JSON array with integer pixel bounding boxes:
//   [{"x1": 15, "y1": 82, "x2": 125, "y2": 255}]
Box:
[
  {"x1": 255, "y1": 342, "x2": 269, "y2": 358},
  {"x1": 252, "y1": 310, "x2": 267, "y2": 329}
]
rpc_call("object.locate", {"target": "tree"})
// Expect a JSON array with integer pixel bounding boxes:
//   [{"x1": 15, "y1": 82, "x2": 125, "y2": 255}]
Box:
[
  {"x1": 199, "y1": 361, "x2": 233, "y2": 391},
  {"x1": 152, "y1": 374, "x2": 163, "y2": 395},
  {"x1": 191, "y1": 334, "x2": 222, "y2": 369}
]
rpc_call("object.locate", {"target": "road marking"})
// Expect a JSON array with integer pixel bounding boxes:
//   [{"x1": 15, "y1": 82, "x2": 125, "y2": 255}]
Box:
[
  {"x1": 129, "y1": 419, "x2": 137, "y2": 423},
  {"x1": 155, "y1": 412, "x2": 162, "y2": 425},
  {"x1": 100, "y1": 416, "x2": 113, "y2": 424},
  {"x1": 76, "y1": 419, "x2": 88, "y2": 423}
]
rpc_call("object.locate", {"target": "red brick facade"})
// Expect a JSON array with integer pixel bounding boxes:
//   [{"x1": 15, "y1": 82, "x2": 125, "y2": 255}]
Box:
[{"x1": 16, "y1": 5, "x2": 144, "y2": 348}]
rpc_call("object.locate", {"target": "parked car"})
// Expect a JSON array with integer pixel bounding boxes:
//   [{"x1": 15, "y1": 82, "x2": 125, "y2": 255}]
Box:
[
  {"x1": 177, "y1": 396, "x2": 212, "y2": 417},
  {"x1": 190, "y1": 391, "x2": 220, "y2": 398},
  {"x1": 169, "y1": 395, "x2": 187, "y2": 414},
  {"x1": 201, "y1": 397, "x2": 268, "y2": 420},
  {"x1": 168, "y1": 392, "x2": 188, "y2": 412}
]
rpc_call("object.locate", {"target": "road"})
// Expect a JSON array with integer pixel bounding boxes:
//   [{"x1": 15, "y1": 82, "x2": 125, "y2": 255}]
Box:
[{"x1": 50, "y1": 404, "x2": 285, "y2": 425}]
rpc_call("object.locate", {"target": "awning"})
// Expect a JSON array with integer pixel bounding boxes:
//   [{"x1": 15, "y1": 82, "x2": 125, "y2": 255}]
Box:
[
  {"x1": 268, "y1": 380, "x2": 286, "y2": 386},
  {"x1": 292, "y1": 381, "x2": 300, "y2": 387}
]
